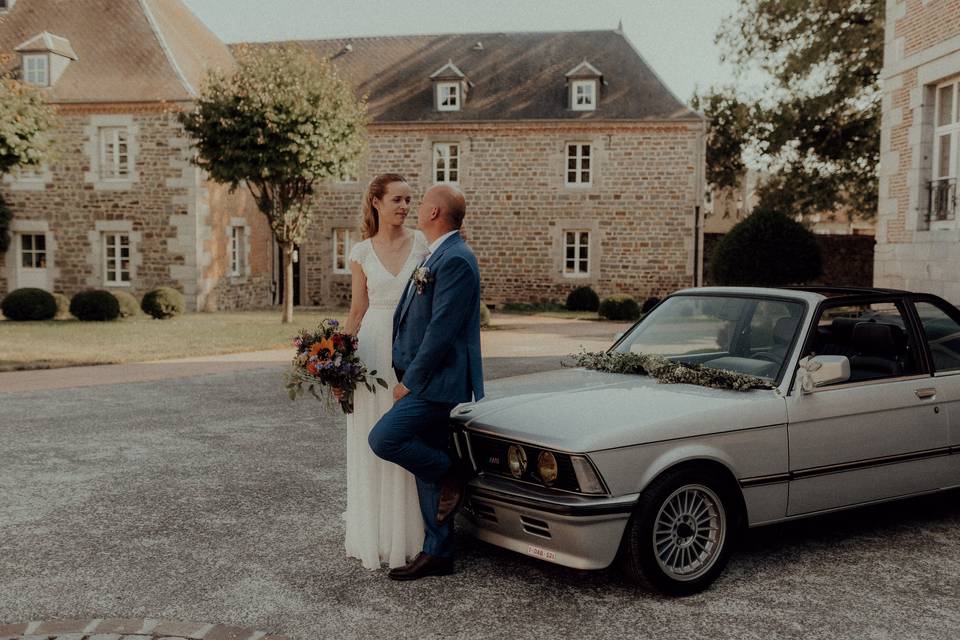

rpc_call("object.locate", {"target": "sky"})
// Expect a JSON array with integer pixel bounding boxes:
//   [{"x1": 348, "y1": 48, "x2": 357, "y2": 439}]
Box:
[{"x1": 183, "y1": 0, "x2": 748, "y2": 104}]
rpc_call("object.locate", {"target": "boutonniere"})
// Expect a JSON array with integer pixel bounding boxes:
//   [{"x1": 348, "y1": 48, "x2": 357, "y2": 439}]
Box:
[{"x1": 410, "y1": 266, "x2": 433, "y2": 294}]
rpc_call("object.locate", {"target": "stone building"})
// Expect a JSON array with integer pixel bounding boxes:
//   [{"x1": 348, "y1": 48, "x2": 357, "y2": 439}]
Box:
[
  {"x1": 248, "y1": 31, "x2": 706, "y2": 307},
  {"x1": 0, "y1": 0, "x2": 273, "y2": 311},
  {"x1": 875, "y1": 0, "x2": 960, "y2": 301}
]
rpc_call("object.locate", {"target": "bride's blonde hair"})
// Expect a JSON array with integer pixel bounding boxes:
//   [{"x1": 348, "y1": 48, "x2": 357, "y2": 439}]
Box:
[{"x1": 361, "y1": 173, "x2": 407, "y2": 239}]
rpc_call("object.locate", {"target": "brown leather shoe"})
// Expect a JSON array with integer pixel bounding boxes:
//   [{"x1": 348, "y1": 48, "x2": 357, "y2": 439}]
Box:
[
  {"x1": 387, "y1": 552, "x2": 454, "y2": 581},
  {"x1": 436, "y1": 468, "x2": 468, "y2": 524}
]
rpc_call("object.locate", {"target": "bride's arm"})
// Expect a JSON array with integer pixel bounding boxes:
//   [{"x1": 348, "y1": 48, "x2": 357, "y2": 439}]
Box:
[{"x1": 343, "y1": 260, "x2": 369, "y2": 336}]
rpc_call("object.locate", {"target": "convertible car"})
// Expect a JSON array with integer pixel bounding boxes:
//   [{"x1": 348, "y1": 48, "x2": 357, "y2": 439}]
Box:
[{"x1": 451, "y1": 286, "x2": 960, "y2": 595}]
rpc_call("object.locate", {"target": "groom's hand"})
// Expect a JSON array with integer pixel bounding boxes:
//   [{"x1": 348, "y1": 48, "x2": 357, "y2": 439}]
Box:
[{"x1": 393, "y1": 383, "x2": 410, "y2": 402}]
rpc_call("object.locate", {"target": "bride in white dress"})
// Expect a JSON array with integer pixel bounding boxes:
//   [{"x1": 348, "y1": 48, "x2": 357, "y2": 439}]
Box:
[{"x1": 343, "y1": 173, "x2": 428, "y2": 569}]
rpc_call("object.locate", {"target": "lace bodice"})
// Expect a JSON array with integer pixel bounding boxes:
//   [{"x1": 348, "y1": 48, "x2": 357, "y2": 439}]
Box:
[{"x1": 349, "y1": 231, "x2": 429, "y2": 309}]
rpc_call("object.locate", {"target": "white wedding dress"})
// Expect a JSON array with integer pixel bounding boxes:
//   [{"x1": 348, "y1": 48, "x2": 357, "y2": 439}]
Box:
[{"x1": 344, "y1": 231, "x2": 428, "y2": 569}]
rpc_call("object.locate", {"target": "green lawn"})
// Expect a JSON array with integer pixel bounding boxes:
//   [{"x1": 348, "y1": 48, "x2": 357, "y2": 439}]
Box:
[{"x1": 0, "y1": 310, "x2": 345, "y2": 370}]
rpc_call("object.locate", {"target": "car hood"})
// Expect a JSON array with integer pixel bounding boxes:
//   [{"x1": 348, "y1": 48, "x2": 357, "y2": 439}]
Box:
[{"x1": 455, "y1": 368, "x2": 787, "y2": 452}]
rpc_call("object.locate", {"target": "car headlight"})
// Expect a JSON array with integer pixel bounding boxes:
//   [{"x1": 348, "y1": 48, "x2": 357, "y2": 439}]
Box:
[
  {"x1": 506, "y1": 444, "x2": 527, "y2": 478},
  {"x1": 570, "y1": 455, "x2": 605, "y2": 494},
  {"x1": 537, "y1": 451, "x2": 558, "y2": 486}
]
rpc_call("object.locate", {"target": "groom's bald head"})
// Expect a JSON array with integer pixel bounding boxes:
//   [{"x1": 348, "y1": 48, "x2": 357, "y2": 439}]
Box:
[{"x1": 424, "y1": 184, "x2": 466, "y2": 230}]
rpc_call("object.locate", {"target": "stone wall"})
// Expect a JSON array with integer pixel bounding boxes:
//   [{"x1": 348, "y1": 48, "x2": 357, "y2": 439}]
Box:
[
  {"x1": 874, "y1": 0, "x2": 960, "y2": 303},
  {"x1": 0, "y1": 104, "x2": 272, "y2": 311},
  {"x1": 302, "y1": 121, "x2": 704, "y2": 307},
  {"x1": 703, "y1": 232, "x2": 875, "y2": 288}
]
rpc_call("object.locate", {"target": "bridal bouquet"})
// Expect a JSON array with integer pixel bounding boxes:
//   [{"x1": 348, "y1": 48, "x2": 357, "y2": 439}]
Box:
[{"x1": 284, "y1": 319, "x2": 388, "y2": 414}]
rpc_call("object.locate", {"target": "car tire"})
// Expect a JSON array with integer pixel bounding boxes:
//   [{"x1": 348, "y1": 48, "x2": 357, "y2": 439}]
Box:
[{"x1": 620, "y1": 466, "x2": 742, "y2": 596}]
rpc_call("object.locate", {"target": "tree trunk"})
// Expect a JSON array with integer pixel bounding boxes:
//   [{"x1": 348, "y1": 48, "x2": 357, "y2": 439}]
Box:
[{"x1": 282, "y1": 241, "x2": 294, "y2": 324}]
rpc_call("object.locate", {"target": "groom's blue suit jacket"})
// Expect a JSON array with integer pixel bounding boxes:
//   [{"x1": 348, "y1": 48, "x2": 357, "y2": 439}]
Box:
[{"x1": 392, "y1": 233, "x2": 484, "y2": 404}]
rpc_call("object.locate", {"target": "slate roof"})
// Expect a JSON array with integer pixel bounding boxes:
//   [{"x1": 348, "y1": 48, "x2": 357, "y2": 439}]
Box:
[
  {"x1": 237, "y1": 31, "x2": 700, "y2": 123},
  {"x1": 0, "y1": 0, "x2": 233, "y2": 103}
]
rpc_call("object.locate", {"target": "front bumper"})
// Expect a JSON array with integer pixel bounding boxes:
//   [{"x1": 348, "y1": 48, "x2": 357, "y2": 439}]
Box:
[{"x1": 461, "y1": 474, "x2": 638, "y2": 570}]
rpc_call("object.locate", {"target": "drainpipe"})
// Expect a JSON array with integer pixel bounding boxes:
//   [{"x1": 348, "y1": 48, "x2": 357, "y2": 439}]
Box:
[{"x1": 693, "y1": 120, "x2": 707, "y2": 287}]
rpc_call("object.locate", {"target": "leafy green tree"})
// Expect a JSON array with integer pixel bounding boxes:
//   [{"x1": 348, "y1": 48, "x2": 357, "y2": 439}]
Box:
[
  {"x1": 179, "y1": 45, "x2": 367, "y2": 323},
  {"x1": 0, "y1": 75, "x2": 57, "y2": 252},
  {"x1": 703, "y1": 0, "x2": 882, "y2": 221},
  {"x1": 709, "y1": 205, "x2": 822, "y2": 286}
]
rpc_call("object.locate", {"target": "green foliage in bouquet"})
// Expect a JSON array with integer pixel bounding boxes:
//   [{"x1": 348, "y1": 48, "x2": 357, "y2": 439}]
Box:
[{"x1": 568, "y1": 350, "x2": 772, "y2": 392}]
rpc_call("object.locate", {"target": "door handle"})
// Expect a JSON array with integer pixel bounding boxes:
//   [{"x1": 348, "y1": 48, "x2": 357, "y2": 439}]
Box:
[{"x1": 915, "y1": 388, "x2": 937, "y2": 399}]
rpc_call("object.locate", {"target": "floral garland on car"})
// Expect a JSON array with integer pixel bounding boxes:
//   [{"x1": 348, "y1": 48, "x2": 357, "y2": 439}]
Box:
[{"x1": 567, "y1": 350, "x2": 773, "y2": 392}]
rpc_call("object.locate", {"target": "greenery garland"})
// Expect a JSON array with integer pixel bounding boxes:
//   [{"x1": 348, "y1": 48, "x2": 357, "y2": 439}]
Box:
[{"x1": 567, "y1": 350, "x2": 773, "y2": 392}]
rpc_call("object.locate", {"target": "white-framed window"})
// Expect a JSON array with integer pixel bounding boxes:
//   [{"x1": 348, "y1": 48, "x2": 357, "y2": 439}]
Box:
[
  {"x1": 437, "y1": 82, "x2": 460, "y2": 111},
  {"x1": 332, "y1": 228, "x2": 353, "y2": 274},
  {"x1": 433, "y1": 143, "x2": 459, "y2": 183},
  {"x1": 99, "y1": 126, "x2": 130, "y2": 180},
  {"x1": 566, "y1": 143, "x2": 592, "y2": 186},
  {"x1": 931, "y1": 78, "x2": 960, "y2": 225},
  {"x1": 230, "y1": 225, "x2": 246, "y2": 276},
  {"x1": 103, "y1": 232, "x2": 131, "y2": 285},
  {"x1": 572, "y1": 80, "x2": 596, "y2": 111},
  {"x1": 22, "y1": 54, "x2": 48, "y2": 86},
  {"x1": 19, "y1": 233, "x2": 47, "y2": 269},
  {"x1": 563, "y1": 230, "x2": 590, "y2": 276}
]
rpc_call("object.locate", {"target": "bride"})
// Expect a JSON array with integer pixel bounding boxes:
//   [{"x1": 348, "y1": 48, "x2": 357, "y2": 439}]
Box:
[{"x1": 342, "y1": 173, "x2": 428, "y2": 568}]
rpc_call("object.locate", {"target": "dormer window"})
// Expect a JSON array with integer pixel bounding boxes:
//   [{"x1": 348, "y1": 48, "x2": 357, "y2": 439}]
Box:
[
  {"x1": 431, "y1": 60, "x2": 469, "y2": 112},
  {"x1": 565, "y1": 60, "x2": 603, "y2": 112},
  {"x1": 437, "y1": 82, "x2": 460, "y2": 111},
  {"x1": 22, "y1": 55, "x2": 49, "y2": 86},
  {"x1": 572, "y1": 80, "x2": 596, "y2": 111},
  {"x1": 0, "y1": 0, "x2": 15, "y2": 13}
]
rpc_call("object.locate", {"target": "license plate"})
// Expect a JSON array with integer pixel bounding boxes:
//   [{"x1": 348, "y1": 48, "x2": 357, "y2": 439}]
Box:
[{"x1": 526, "y1": 544, "x2": 556, "y2": 561}]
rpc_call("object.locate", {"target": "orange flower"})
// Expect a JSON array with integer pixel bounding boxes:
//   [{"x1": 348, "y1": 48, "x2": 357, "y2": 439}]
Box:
[{"x1": 310, "y1": 337, "x2": 335, "y2": 362}]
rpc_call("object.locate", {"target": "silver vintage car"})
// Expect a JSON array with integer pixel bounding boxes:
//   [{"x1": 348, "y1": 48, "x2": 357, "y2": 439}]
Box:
[{"x1": 451, "y1": 286, "x2": 960, "y2": 594}]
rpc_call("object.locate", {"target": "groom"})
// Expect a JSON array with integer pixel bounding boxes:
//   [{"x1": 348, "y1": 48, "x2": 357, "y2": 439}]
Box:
[{"x1": 368, "y1": 183, "x2": 484, "y2": 580}]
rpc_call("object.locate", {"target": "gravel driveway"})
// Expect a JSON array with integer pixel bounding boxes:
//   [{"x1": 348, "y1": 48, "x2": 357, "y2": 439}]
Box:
[{"x1": 1, "y1": 321, "x2": 958, "y2": 639}]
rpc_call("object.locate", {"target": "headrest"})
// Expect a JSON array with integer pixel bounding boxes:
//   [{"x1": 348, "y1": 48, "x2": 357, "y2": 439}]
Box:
[
  {"x1": 830, "y1": 317, "x2": 860, "y2": 342},
  {"x1": 773, "y1": 316, "x2": 799, "y2": 346},
  {"x1": 853, "y1": 322, "x2": 904, "y2": 356}
]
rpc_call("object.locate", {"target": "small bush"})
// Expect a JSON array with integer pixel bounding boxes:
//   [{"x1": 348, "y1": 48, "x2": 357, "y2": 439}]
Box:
[
  {"x1": 52, "y1": 292, "x2": 71, "y2": 319},
  {"x1": 113, "y1": 290, "x2": 141, "y2": 317},
  {"x1": 479, "y1": 302, "x2": 491, "y2": 328},
  {"x1": 598, "y1": 294, "x2": 641, "y2": 321},
  {"x1": 1, "y1": 287, "x2": 57, "y2": 321},
  {"x1": 641, "y1": 296, "x2": 661, "y2": 314},
  {"x1": 141, "y1": 286, "x2": 185, "y2": 319},
  {"x1": 70, "y1": 290, "x2": 120, "y2": 321},
  {"x1": 566, "y1": 286, "x2": 600, "y2": 312},
  {"x1": 501, "y1": 301, "x2": 566, "y2": 314}
]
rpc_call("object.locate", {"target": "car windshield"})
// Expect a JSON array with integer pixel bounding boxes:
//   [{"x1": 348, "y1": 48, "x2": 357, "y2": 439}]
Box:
[{"x1": 613, "y1": 294, "x2": 806, "y2": 381}]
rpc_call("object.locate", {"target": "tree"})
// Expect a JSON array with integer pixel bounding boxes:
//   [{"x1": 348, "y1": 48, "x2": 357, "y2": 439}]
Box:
[
  {"x1": 709, "y1": 204, "x2": 822, "y2": 286},
  {"x1": 179, "y1": 45, "x2": 367, "y2": 323},
  {"x1": 703, "y1": 0, "x2": 883, "y2": 221},
  {"x1": 0, "y1": 75, "x2": 58, "y2": 252}
]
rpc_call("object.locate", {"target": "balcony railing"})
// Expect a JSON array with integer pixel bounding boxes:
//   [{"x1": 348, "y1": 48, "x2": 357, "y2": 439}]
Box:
[{"x1": 927, "y1": 178, "x2": 957, "y2": 224}]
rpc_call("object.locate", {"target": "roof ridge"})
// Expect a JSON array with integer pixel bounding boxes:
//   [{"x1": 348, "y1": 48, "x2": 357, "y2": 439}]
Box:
[
  {"x1": 228, "y1": 28, "x2": 621, "y2": 46},
  {"x1": 137, "y1": 0, "x2": 195, "y2": 97}
]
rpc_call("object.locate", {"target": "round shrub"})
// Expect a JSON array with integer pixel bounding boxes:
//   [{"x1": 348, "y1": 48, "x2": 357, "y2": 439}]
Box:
[
  {"x1": 141, "y1": 286, "x2": 185, "y2": 319},
  {"x1": 598, "y1": 294, "x2": 641, "y2": 321},
  {"x1": 566, "y1": 285, "x2": 600, "y2": 312},
  {"x1": 641, "y1": 296, "x2": 661, "y2": 314},
  {"x1": 70, "y1": 289, "x2": 120, "y2": 321},
  {"x1": 52, "y1": 292, "x2": 71, "y2": 319},
  {"x1": 479, "y1": 302, "x2": 491, "y2": 328},
  {"x1": 709, "y1": 206, "x2": 822, "y2": 286},
  {"x1": 113, "y1": 290, "x2": 141, "y2": 317},
  {"x1": 1, "y1": 287, "x2": 57, "y2": 321}
]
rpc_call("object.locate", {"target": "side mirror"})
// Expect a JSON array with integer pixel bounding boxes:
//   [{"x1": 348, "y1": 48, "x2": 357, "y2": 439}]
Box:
[{"x1": 798, "y1": 355, "x2": 850, "y2": 393}]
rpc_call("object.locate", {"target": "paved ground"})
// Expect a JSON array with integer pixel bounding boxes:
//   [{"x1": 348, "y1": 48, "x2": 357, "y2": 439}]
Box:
[{"x1": 1, "y1": 315, "x2": 959, "y2": 639}]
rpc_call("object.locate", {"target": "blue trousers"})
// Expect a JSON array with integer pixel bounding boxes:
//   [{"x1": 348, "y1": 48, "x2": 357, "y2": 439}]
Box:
[{"x1": 368, "y1": 395, "x2": 458, "y2": 558}]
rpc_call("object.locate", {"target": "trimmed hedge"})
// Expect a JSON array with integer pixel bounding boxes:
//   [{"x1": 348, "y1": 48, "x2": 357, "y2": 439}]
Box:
[
  {"x1": 70, "y1": 290, "x2": 120, "y2": 321},
  {"x1": 1, "y1": 287, "x2": 57, "y2": 321},
  {"x1": 113, "y1": 290, "x2": 141, "y2": 317},
  {"x1": 141, "y1": 286, "x2": 185, "y2": 319},
  {"x1": 479, "y1": 302, "x2": 491, "y2": 328},
  {"x1": 709, "y1": 206, "x2": 823, "y2": 286},
  {"x1": 641, "y1": 296, "x2": 661, "y2": 314},
  {"x1": 599, "y1": 294, "x2": 641, "y2": 321},
  {"x1": 53, "y1": 292, "x2": 71, "y2": 319},
  {"x1": 566, "y1": 285, "x2": 600, "y2": 312}
]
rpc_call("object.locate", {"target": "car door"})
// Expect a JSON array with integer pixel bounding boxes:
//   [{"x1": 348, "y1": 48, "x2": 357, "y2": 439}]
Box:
[
  {"x1": 784, "y1": 297, "x2": 951, "y2": 516},
  {"x1": 912, "y1": 296, "x2": 960, "y2": 487}
]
